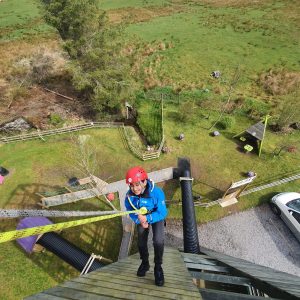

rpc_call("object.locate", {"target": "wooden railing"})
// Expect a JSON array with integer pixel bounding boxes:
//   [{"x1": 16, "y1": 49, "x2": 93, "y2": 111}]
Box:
[{"x1": 0, "y1": 122, "x2": 165, "y2": 161}]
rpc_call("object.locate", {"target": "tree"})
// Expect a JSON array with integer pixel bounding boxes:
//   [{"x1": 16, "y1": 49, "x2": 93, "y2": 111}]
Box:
[
  {"x1": 70, "y1": 134, "x2": 117, "y2": 211},
  {"x1": 43, "y1": 0, "x2": 138, "y2": 117},
  {"x1": 208, "y1": 65, "x2": 241, "y2": 130},
  {"x1": 43, "y1": 0, "x2": 99, "y2": 42},
  {"x1": 276, "y1": 90, "x2": 300, "y2": 131}
]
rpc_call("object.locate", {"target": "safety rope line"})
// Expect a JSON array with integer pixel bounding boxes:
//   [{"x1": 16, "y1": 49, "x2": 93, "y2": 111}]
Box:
[
  {"x1": 0, "y1": 207, "x2": 147, "y2": 244},
  {"x1": 0, "y1": 209, "x2": 119, "y2": 218},
  {"x1": 126, "y1": 195, "x2": 138, "y2": 211}
]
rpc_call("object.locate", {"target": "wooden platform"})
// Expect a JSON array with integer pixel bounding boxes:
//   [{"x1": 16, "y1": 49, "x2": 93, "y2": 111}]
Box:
[
  {"x1": 26, "y1": 247, "x2": 202, "y2": 299},
  {"x1": 200, "y1": 247, "x2": 300, "y2": 300}
]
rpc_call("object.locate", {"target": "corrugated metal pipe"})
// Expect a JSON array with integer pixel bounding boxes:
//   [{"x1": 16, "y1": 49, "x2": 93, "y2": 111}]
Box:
[
  {"x1": 176, "y1": 158, "x2": 200, "y2": 254},
  {"x1": 37, "y1": 232, "x2": 103, "y2": 272}
]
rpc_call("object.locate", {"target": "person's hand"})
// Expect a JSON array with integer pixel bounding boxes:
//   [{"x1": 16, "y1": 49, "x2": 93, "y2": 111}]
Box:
[
  {"x1": 138, "y1": 214, "x2": 147, "y2": 224},
  {"x1": 138, "y1": 214, "x2": 148, "y2": 228},
  {"x1": 141, "y1": 222, "x2": 149, "y2": 228}
]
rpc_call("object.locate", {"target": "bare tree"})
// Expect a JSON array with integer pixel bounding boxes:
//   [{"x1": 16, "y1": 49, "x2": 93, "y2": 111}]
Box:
[
  {"x1": 208, "y1": 65, "x2": 241, "y2": 130},
  {"x1": 276, "y1": 89, "x2": 300, "y2": 131},
  {"x1": 70, "y1": 134, "x2": 117, "y2": 210}
]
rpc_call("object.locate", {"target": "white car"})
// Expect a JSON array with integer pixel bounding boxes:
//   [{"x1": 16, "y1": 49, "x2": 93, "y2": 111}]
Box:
[{"x1": 270, "y1": 192, "x2": 300, "y2": 242}]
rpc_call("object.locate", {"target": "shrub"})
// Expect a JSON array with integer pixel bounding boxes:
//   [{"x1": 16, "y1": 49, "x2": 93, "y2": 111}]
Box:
[
  {"x1": 177, "y1": 101, "x2": 194, "y2": 123},
  {"x1": 179, "y1": 89, "x2": 210, "y2": 105},
  {"x1": 258, "y1": 68, "x2": 300, "y2": 95},
  {"x1": 242, "y1": 98, "x2": 270, "y2": 119},
  {"x1": 136, "y1": 100, "x2": 162, "y2": 145},
  {"x1": 49, "y1": 113, "x2": 64, "y2": 126},
  {"x1": 143, "y1": 86, "x2": 177, "y2": 102},
  {"x1": 274, "y1": 95, "x2": 300, "y2": 131},
  {"x1": 217, "y1": 116, "x2": 235, "y2": 130},
  {"x1": 9, "y1": 85, "x2": 29, "y2": 100}
]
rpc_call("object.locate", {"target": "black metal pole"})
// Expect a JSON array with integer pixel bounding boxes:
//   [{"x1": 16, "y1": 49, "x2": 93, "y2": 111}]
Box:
[
  {"x1": 178, "y1": 158, "x2": 200, "y2": 254},
  {"x1": 37, "y1": 232, "x2": 103, "y2": 272}
]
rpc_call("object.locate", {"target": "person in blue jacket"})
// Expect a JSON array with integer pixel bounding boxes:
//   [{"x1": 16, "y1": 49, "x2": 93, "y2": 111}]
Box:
[{"x1": 125, "y1": 166, "x2": 168, "y2": 286}]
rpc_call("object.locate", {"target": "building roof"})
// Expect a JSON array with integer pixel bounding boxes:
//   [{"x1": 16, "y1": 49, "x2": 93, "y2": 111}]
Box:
[{"x1": 245, "y1": 121, "x2": 265, "y2": 141}]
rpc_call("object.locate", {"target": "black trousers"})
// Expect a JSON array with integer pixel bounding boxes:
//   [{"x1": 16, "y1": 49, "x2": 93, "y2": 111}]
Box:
[{"x1": 137, "y1": 220, "x2": 165, "y2": 266}]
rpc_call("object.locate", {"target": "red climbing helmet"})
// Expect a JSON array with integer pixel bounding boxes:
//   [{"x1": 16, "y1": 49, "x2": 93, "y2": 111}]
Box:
[{"x1": 125, "y1": 166, "x2": 148, "y2": 184}]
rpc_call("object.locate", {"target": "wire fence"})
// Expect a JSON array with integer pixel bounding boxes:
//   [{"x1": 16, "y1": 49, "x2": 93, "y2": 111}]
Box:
[{"x1": 0, "y1": 122, "x2": 165, "y2": 161}]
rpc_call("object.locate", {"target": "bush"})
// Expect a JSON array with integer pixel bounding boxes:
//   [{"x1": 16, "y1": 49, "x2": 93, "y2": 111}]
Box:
[
  {"x1": 259, "y1": 68, "x2": 300, "y2": 95},
  {"x1": 273, "y1": 96, "x2": 300, "y2": 131},
  {"x1": 143, "y1": 86, "x2": 177, "y2": 102},
  {"x1": 49, "y1": 113, "x2": 64, "y2": 126},
  {"x1": 142, "y1": 86, "x2": 210, "y2": 106},
  {"x1": 242, "y1": 98, "x2": 270, "y2": 118},
  {"x1": 136, "y1": 100, "x2": 162, "y2": 145},
  {"x1": 9, "y1": 85, "x2": 29, "y2": 100},
  {"x1": 217, "y1": 116, "x2": 235, "y2": 130},
  {"x1": 177, "y1": 101, "x2": 194, "y2": 123}
]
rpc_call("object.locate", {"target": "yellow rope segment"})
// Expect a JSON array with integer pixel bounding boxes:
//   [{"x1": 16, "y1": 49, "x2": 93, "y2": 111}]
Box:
[{"x1": 0, "y1": 207, "x2": 147, "y2": 244}]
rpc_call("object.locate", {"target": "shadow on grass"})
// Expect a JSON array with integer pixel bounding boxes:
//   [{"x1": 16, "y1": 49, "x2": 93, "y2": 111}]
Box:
[
  {"x1": 195, "y1": 180, "x2": 224, "y2": 201},
  {"x1": 249, "y1": 168, "x2": 300, "y2": 188},
  {"x1": 162, "y1": 179, "x2": 179, "y2": 203},
  {"x1": 1, "y1": 182, "x2": 123, "y2": 283}
]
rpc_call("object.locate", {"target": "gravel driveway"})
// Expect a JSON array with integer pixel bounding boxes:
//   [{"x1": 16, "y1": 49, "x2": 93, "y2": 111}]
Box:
[{"x1": 165, "y1": 204, "x2": 300, "y2": 276}]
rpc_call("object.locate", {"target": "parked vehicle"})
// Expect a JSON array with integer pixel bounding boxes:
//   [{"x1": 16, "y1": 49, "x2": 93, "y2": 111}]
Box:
[{"x1": 270, "y1": 192, "x2": 300, "y2": 242}]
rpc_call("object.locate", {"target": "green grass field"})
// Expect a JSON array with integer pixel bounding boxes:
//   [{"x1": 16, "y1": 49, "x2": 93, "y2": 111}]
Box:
[
  {"x1": 98, "y1": 0, "x2": 169, "y2": 10},
  {"x1": 1, "y1": 0, "x2": 300, "y2": 298},
  {"x1": 125, "y1": 1, "x2": 299, "y2": 93},
  {"x1": 0, "y1": 118, "x2": 299, "y2": 298},
  {"x1": 0, "y1": 129, "x2": 144, "y2": 299},
  {"x1": 0, "y1": 0, "x2": 53, "y2": 41}
]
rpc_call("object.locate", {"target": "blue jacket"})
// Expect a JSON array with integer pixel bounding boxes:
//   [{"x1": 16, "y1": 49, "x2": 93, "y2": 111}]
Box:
[{"x1": 125, "y1": 179, "x2": 168, "y2": 225}]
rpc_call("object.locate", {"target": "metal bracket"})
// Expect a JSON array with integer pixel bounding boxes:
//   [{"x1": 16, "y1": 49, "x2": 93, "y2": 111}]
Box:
[{"x1": 179, "y1": 177, "x2": 194, "y2": 182}]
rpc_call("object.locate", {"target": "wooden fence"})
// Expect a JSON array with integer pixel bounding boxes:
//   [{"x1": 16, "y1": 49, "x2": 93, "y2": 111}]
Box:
[{"x1": 0, "y1": 122, "x2": 164, "y2": 161}]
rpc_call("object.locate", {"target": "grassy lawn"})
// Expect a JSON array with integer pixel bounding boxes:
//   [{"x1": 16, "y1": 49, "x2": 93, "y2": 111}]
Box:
[
  {"x1": 0, "y1": 0, "x2": 299, "y2": 298},
  {"x1": 125, "y1": 0, "x2": 299, "y2": 93},
  {"x1": 0, "y1": 128, "x2": 143, "y2": 299},
  {"x1": 0, "y1": 122, "x2": 299, "y2": 298},
  {"x1": 0, "y1": 0, "x2": 53, "y2": 41},
  {"x1": 98, "y1": 0, "x2": 169, "y2": 10},
  {"x1": 160, "y1": 103, "x2": 300, "y2": 219}
]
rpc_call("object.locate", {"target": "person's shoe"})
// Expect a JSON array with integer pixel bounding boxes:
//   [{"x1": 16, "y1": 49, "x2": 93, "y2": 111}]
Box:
[
  {"x1": 137, "y1": 261, "x2": 150, "y2": 277},
  {"x1": 154, "y1": 266, "x2": 164, "y2": 286}
]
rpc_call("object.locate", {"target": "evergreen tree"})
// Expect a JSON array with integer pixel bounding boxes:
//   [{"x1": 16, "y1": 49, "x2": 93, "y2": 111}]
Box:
[{"x1": 43, "y1": 0, "x2": 138, "y2": 116}]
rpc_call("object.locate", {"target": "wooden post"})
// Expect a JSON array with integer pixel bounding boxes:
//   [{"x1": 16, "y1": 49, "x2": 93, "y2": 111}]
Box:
[
  {"x1": 161, "y1": 93, "x2": 164, "y2": 139},
  {"x1": 259, "y1": 115, "x2": 270, "y2": 157}
]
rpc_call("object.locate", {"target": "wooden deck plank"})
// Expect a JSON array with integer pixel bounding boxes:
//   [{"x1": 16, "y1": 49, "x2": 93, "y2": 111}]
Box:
[
  {"x1": 181, "y1": 252, "x2": 216, "y2": 260},
  {"x1": 28, "y1": 247, "x2": 202, "y2": 299},
  {"x1": 185, "y1": 262, "x2": 229, "y2": 273},
  {"x1": 43, "y1": 286, "x2": 123, "y2": 300},
  {"x1": 199, "y1": 288, "x2": 277, "y2": 300},
  {"x1": 189, "y1": 271, "x2": 251, "y2": 286},
  {"x1": 183, "y1": 257, "x2": 218, "y2": 266},
  {"x1": 99, "y1": 261, "x2": 194, "y2": 276},
  {"x1": 87, "y1": 270, "x2": 196, "y2": 288},
  {"x1": 25, "y1": 293, "x2": 70, "y2": 300},
  {"x1": 201, "y1": 248, "x2": 300, "y2": 299},
  {"x1": 70, "y1": 276, "x2": 200, "y2": 298},
  {"x1": 62, "y1": 280, "x2": 195, "y2": 300}
]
